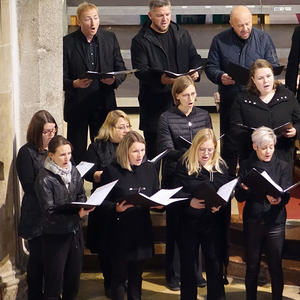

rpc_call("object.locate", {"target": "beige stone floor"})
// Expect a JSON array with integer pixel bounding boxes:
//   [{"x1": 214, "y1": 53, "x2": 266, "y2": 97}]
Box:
[{"x1": 78, "y1": 271, "x2": 300, "y2": 300}]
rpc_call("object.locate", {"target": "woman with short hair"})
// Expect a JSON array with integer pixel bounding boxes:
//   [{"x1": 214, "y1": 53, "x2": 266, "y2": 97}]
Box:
[
  {"x1": 236, "y1": 126, "x2": 292, "y2": 300},
  {"x1": 16, "y1": 110, "x2": 57, "y2": 300}
]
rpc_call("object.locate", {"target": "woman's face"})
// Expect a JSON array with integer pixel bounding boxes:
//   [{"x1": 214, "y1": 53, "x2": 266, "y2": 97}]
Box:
[
  {"x1": 112, "y1": 117, "x2": 131, "y2": 143},
  {"x1": 198, "y1": 139, "x2": 215, "y2": 166},
  {"x1": 128, "y1": 142, "x2": 145, "y2": 166},
  {"x1": 176, "y1": 84, "x2": 197, "y2": 111},
  {"x1": 252, "y1": 67, "x2": 274, "y2": 96},
  {"x1": 42, "y1": 122, "x2": 56, "y2": 149},
  {"x1": 49, "y1": 144, "x2": 72, "y2": 169},
  {"x1": 253, "y1": 141, "x2": 274, "y2": 162}
]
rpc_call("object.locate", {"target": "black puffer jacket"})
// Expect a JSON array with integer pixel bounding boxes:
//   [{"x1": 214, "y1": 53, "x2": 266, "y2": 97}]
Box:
[
  {"x1": 16, "y1": 143, "x2": 47, "y2": 239},
  {"x1": 157, "y1": 106, "x2": 212, "y2": 187},
  {"x1": 35, "y1": 165, "x2": 86, "y2": 235},
  {"x1": 236, "y1": 152, "x2": 291, "y2": 225}
]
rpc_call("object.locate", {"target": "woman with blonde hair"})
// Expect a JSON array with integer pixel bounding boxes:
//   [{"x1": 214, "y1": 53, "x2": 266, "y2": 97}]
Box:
[
  {"x1": 173, "y1": 128, "x2": 230, "y2": 300},
  {"x1": 100, "y1": 131, "x2": 159, "y2": 300},
  {"x1": 85, "y1": 109, "x2": 131, "y2": 297},
  {"x1": 157, "y1": 75, "x2": 211, "y2": 289}
]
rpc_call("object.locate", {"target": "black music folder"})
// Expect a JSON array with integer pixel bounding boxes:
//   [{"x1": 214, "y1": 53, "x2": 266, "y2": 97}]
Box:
[{"x1": 80, "y1": 69, "x2": 138, "y2": 80}]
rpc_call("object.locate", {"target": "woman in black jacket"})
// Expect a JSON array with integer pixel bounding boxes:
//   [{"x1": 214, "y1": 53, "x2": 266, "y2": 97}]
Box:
[
  {"x1": 100, "y1": 131, "x2": 159, "y2": 300},
  {"x1": 157, "y1": 75, "x2": 212, "y2": 289},
  {"x1": 236, "y1": 127, "x2": 291, "y2": 300},
  {"x1": 173, "y1": 128, "x2": 230, "y2": 300},
  {"x1": 16, "y1": 110, "x2": 57, "y2": 300},
  {"x1": 35, "y1": 135, "x2": 92, "y2": 300},
  {"x1": 231, "y1": 59, "x2": 300, "y2": 174},
  {"x1": 85, "y1": 109, "x2": 131, "y2": 297}
]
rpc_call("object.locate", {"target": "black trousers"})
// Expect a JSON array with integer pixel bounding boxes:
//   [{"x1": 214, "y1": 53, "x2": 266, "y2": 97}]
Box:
[
  {"x1": 97, "y1": 251, "x2": 112, "y2": 292},
  {"x1": 165, "y1": 205, "x2": 204, "y2": 285},
  {"x1": 179, "y1": 217, "x2": 225, "y2": 300},
  {"x1": 42, "y1": 230, "x2": 83, "y2": 300},
  {"x1": 27, "y1": 236, "x2": 44, "y2": 300},
  {"x1": 143, "y1": 130, "x2": 157, "y2": 160},
  {"x1": 111, "y1": 257, "x2": 144, "y2": 300},
  {"x1": 219, "y1": 102, "x2": 238, "y2": 177},
  {"x1": 244, "y1": 222, "x2": 285, "y2": 300},
  {"x1": 67, "y1": 109, "x2": 108, "y2": 164}
]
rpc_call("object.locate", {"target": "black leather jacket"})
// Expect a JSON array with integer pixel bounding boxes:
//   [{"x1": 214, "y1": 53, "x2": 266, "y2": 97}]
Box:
[{"x1": 35, "y1": 165, "x2": 86, "y2": 235}]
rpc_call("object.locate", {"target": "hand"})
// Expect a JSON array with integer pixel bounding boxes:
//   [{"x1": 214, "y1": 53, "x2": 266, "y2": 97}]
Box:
[
  {"x1": 189, "y1": 70, "x2": 199, "y2": 81},
  {"x1": 161, "y1": 73, "x2": 175, "y2": 85},
  {"x1": 78, "y1": 206, "x2": 95, "y2": 218},
  {"x1": 73, "y1": 78, "x2": 93, "y2": 88},
  {"x1": 266, "y1": 195, "x2": 281, "y2": 205},
  {"x1": 211, "y1": 206, "x2": 221, "y2": 213},
  {"x1": 151, "y1": 205, "x2": 164, "y2": 209},
  {"x1": 282, "y1": 127, "x2": 296, "y2": 138},
  {"x1": 241, "y1": 183, "x2": 249, "y2": 190},
  {"x1": 190, "y1": 198, "x2": 205, "y2": 209},
  {"x1": 93, "y1": 170, "x2": 103, "y2": 183},
  {"x1": 100, "y1": 77, "x2": 115, "y2": 85},
  {"x1": 221, "y1": 73, "x2": 235, "y2": 86},
  {"x1": 116, "y1": 200, "x2": 134, "y2": 212}
]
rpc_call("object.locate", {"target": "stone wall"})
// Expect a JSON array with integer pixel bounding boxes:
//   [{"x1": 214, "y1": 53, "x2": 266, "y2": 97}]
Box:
[{"x1": 0, "y1": 0, "x2": 64, "y2": 299}]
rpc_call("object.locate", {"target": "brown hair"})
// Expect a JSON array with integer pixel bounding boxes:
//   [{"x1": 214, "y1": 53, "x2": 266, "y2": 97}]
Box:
[
  {"x1": 77, "y1": 2, "x2": 98, "y2": 20},
  {"x1": 149, "y1": 0, "x2": 171, "y2": 10},
  {"x1": 116, "y1": 131, "x2": 145, "y2": 171},
  {"x1": 247, "y1": 59, "x2": 279, "y2": 96},
  {"x1": 94, "y1": 110, "x2": 131, "y2": 142},
  {"x1": 172, "y1": 75, "x2": 196, "y2": 106},
  {"x1": 26, "y1": 110, "x2": 57, "y2": 152},
  {"x1": 48, "y1": 135, "x2": 72, "y2": 154}
]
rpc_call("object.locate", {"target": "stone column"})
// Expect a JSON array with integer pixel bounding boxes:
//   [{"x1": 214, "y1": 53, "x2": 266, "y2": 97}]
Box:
[{"x1": 0, "y1": 0, "x2": 64, "y2": 299}]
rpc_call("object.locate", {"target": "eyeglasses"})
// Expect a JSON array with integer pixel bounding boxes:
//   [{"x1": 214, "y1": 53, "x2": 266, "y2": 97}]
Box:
[
  {"x1": 199, "y1": 147, "x2": 214, "y2": 154},
  {"x1": 115, "y1": 124, "x2": 132, "y2": 130},
  {"x1": 42, "y1": 128, "x2": 57, "y2": 135}
]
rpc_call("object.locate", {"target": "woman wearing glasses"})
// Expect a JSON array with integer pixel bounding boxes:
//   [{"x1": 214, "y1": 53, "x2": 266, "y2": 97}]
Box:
[
  {"x1": 100, "y1": 131, "x2": 159, "y2": 300},
  {"x1": 157, "y1": 75, "x2": 212, "y2": 290},
  {"x1": 16, "y1": 110, "x2": 58, "y2": 300},
  {"x1": 173, "y1": 128, "x2": 229, "y2": 300},
  {"x1": 85, "y1": 110, "x2": 131, "y2": 297}
]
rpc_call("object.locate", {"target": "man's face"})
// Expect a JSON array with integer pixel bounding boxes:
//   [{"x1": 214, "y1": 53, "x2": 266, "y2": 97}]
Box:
[
  {"x1": 148, "y1": 5, "x2": 171, "y2": 33},
  {"x1": 78, "y1": 8, "x2": 100, "y2": 40},
  {"x1": 230, "y1": 12, "x2": 252, "y2": 40}
]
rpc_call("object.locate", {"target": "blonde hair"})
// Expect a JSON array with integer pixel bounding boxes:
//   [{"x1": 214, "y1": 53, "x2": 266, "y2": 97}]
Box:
[
  {"x1": 116, "y1": 131, "x2": 145, "y2": 171},
  {"x1": 77, "y1": 2, "x2": 98, "y2": 20},
  {"x1": 183, "y1": 128, "x2": 226, "y2": 175},
  {"x1": 172, "y1": 75, "x2": 195, "y2": 106},
  {"x1": 247, "y1": 59, "x2": 279, "y2": 96},
  {"x1": 94, "y1": 110, "x2": 131, "y2": 142},
  {"x1": 252, "y1": 126, "x2": 277, "y2": 148}
]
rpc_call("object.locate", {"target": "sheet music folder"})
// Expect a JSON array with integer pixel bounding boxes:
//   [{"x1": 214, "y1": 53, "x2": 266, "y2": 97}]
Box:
[
  {"x1": 120, "y1": 187, "x2": 187, "y2": 207},
  {"x1": 193, "y1": 178, "x2": 238, "y2": 209},
  {"x1": 241, "y1": 168, "x2": 300, "y2": 198},
  {"x1": 56, "y1": 180, "x2": 118, "y2": 211},
  {"x1": 80, "y1": 69, "x2": 138, "y2": 80},
  {"x1": 227, "y1": 62, "x2": 284, "y2": 85}
]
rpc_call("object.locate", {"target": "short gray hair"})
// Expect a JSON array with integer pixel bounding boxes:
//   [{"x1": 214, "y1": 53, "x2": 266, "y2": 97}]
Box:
[
  {"x1": 149, "y1": 0, "x2": 171, "y2": 10},
  {"x1": 251, "y1": 126, "x2": 277, "y2": 148}
]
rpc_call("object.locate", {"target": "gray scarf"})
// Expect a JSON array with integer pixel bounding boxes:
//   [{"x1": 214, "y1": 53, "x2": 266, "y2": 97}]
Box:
[{"x1": 44, "y1": 156, "x2": 72, "y2": 187}]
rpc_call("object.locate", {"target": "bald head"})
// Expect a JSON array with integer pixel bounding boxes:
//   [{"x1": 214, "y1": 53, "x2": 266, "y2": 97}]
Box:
[{"x1": 230, "y1": 6, "x2": 252, "y2": 40}]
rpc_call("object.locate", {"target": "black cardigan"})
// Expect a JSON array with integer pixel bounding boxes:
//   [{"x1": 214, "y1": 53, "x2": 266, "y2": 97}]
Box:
[
  {"x1": 236, "y1": 152, "x2": 291, "y2": 225},
  {"x1": 97, "y1": 160, "x2": 159, "y2": 260}
]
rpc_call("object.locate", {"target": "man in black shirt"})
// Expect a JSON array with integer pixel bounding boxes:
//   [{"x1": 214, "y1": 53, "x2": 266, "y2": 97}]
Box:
[
  {"x1": 131, "y1": 0, "x2": 202, "y2": 160},
  {"x1": 63, "y1": 2, "x2": 125, "y2": 164}
]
